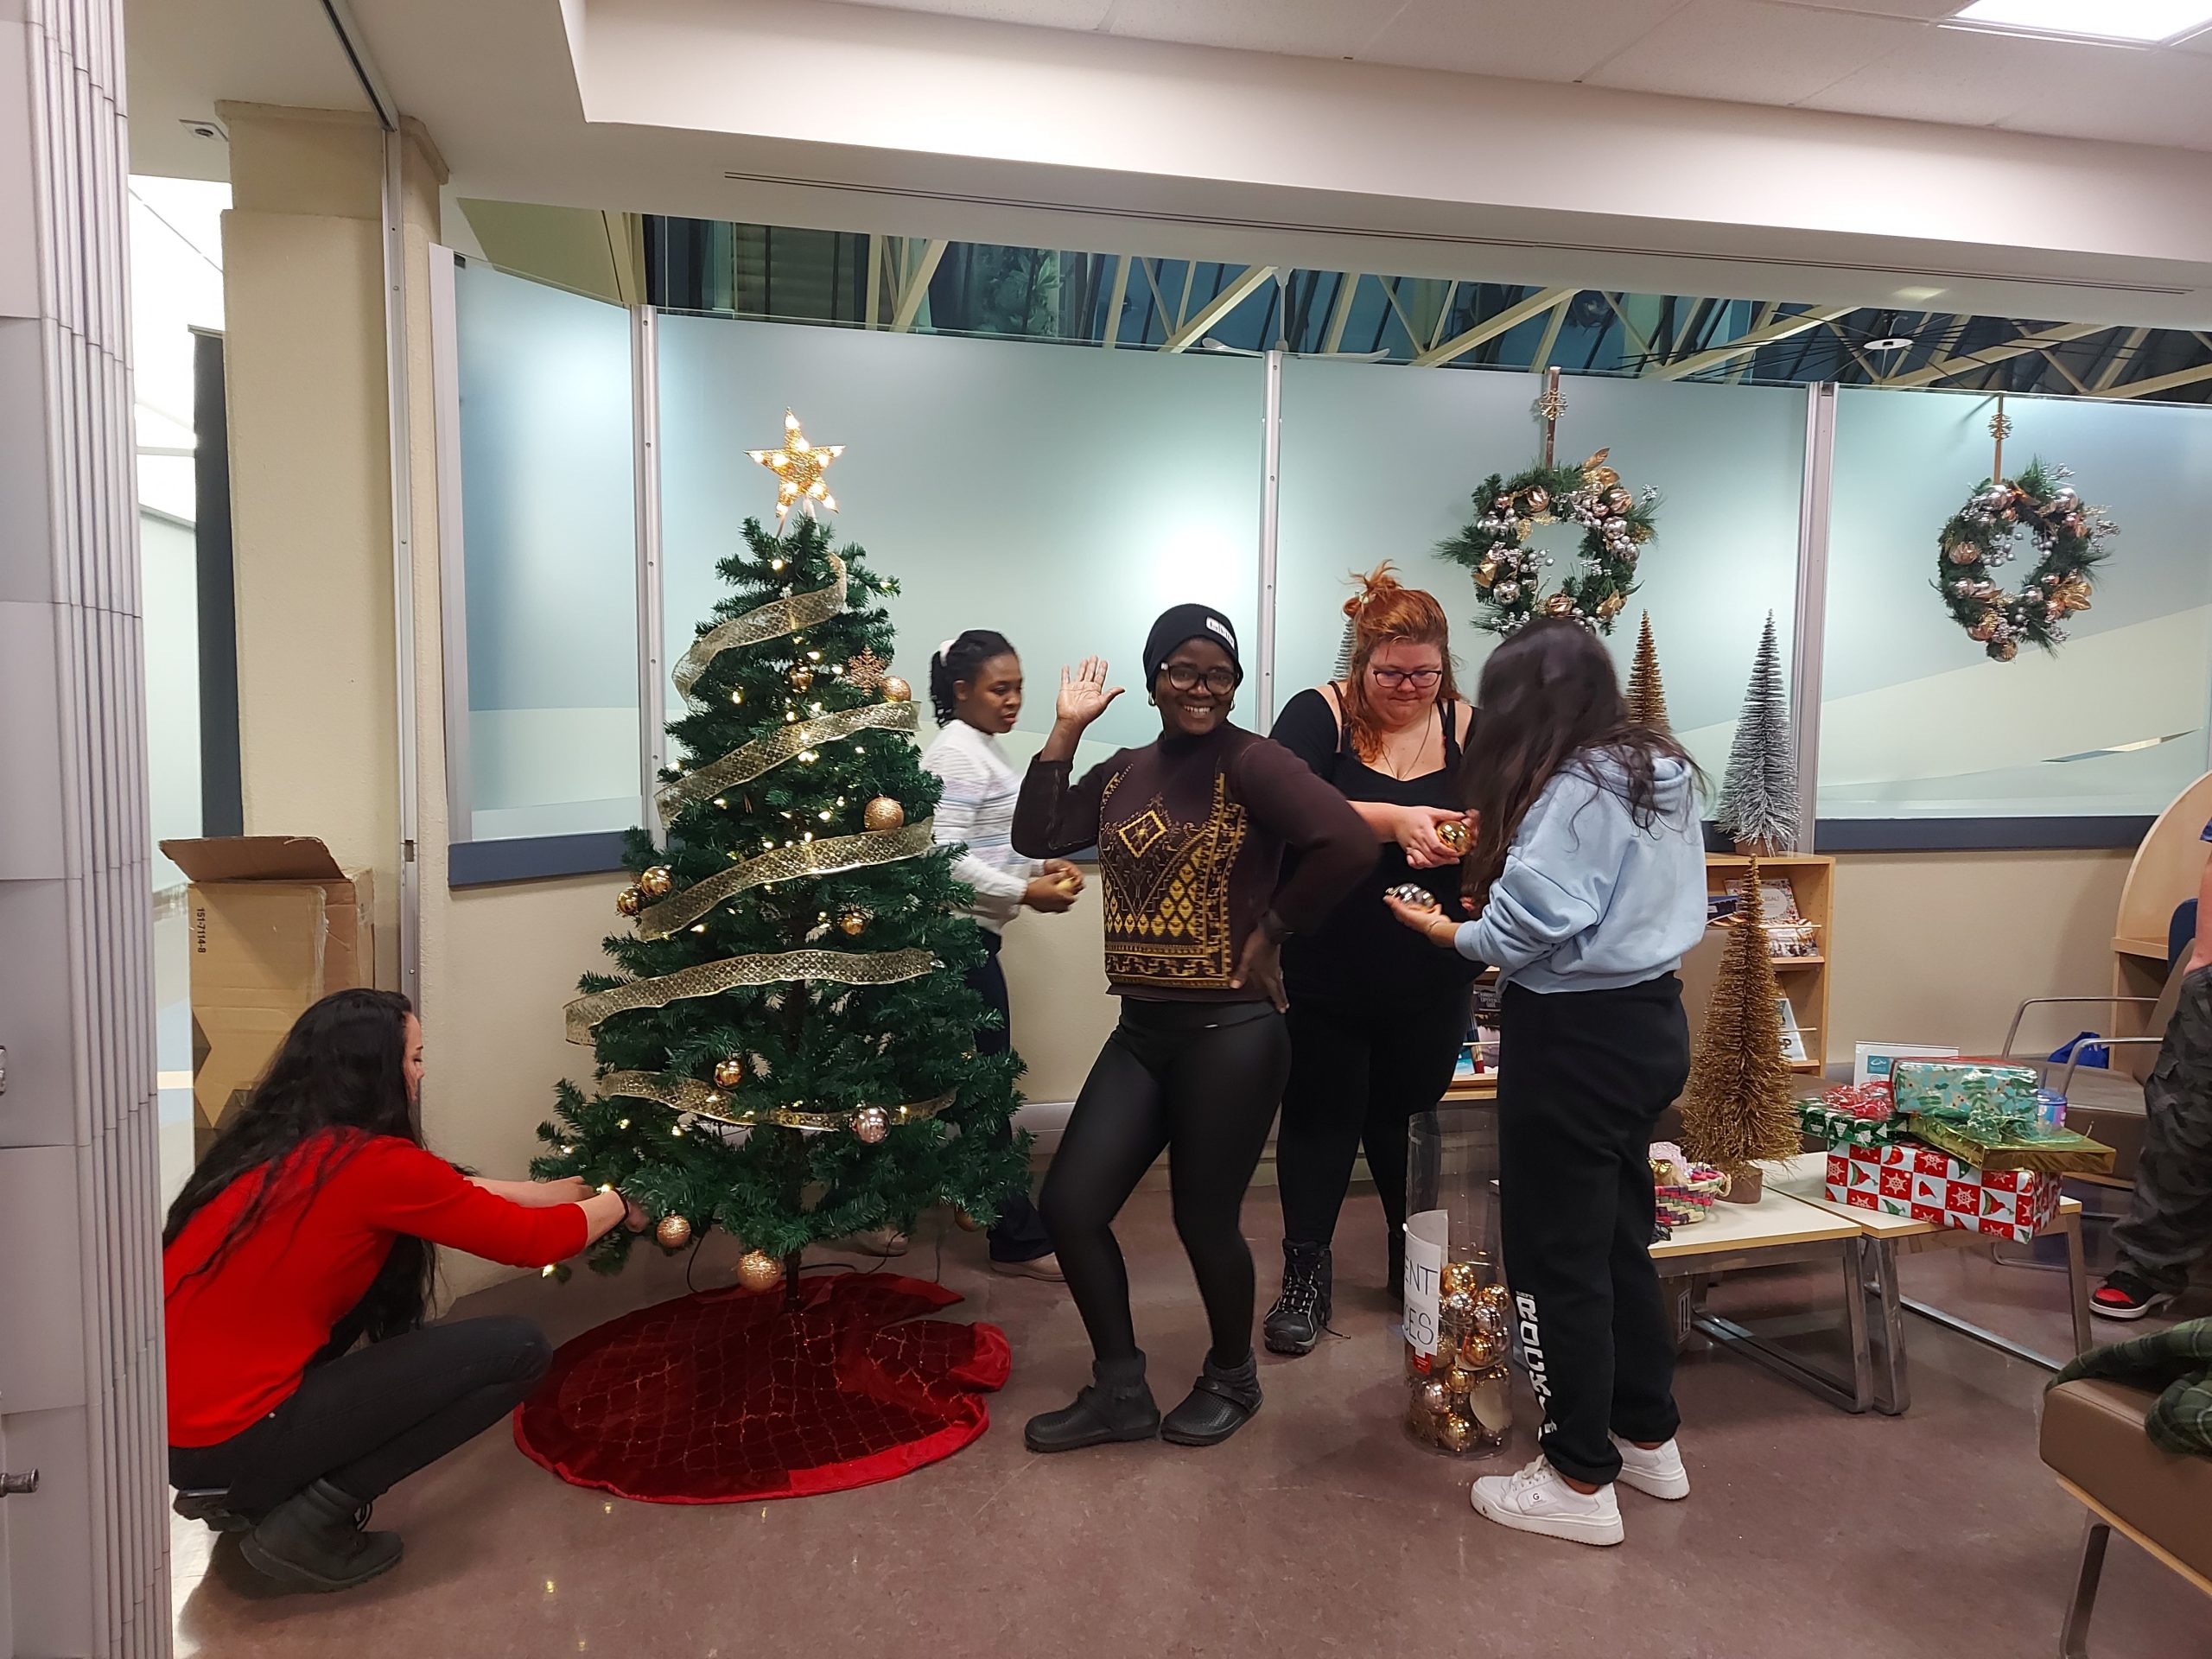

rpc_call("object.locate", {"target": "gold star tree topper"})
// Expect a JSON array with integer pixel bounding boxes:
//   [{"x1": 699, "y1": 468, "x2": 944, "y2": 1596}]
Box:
[{"x1": 748, "y1": 409, "x2": 845, "y2": 521}]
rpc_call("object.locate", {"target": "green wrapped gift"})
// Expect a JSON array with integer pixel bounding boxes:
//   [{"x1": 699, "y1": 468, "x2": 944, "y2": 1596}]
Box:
[
  {"x1": 1796, "y1": 1098, "x2": 1911, "y2": 1149},
  {"x1": 1907, "y1": 1116, "x2": 2115, "y2": 1177},
  {"x1": 1889, "y1": 1060, "x2": 2041, "y2": 1129}
]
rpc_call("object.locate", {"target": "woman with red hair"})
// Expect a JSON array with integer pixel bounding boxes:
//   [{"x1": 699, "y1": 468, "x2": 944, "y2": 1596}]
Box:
[{"x1": 1263, "y1": 564, "x2": 1478, "y2": 1357}]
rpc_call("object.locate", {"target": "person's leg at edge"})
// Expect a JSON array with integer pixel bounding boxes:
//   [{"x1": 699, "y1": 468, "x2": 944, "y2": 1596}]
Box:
[
  {"x1": 1268, "y1": 995, "x2": 1365, "y2": 1355},
  {"x1": 1160, "y1": 1011, "x2": 1293, "y2": 1446},
  {"x1": 1362, "y1": 985, "x2": 1475, "y2": 1292},
  {"x1": 1605, "y1": 982, "x2": 1690, "y2": 1496},
  {"x1": 1027, "y1": 1031, "x2": 1172, "y2": 1451},
  {"x1": 2104, "y1": 968, "x2": 2212, "y2": 1316},
  {"x1": 968, "y1": 932, "x2": 1056, "y2": 1271}
]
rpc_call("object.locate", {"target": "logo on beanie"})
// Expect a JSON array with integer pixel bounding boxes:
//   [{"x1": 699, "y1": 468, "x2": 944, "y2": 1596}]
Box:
[{"x1": 1205, "y1": 616, "x2": 1235, "y2": 646}]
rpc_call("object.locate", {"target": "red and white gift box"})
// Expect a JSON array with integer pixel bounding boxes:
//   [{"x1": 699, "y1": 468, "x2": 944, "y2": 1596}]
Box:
[{"x1": 1823, "y1": 1142, "x2": 2060, "y2": 1243}]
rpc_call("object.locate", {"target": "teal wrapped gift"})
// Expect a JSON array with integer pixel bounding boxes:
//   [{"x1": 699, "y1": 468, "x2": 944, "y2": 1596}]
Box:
[{"x1": 1889, "y1": 1060, "x2": 2041, "y2": 1134}]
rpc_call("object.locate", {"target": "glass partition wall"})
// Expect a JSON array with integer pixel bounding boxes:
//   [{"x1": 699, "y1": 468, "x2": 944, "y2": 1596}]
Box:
[{"x1": 437, "y1": 256, "x2": 2212, "y2": 876}]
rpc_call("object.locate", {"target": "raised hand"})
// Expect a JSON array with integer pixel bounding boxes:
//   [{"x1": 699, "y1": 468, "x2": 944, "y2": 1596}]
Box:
[{"x1": 1055, "y1": 657, "x2": 1124, "y2": 730}]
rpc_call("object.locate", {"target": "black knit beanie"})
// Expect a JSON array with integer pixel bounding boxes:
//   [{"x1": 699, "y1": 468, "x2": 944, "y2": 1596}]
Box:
[{"x1": 1142, "y1": 604, "x2": 1243, "y2": 689}]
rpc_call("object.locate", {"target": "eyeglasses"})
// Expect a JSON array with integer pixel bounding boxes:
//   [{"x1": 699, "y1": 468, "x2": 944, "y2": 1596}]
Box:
[
  {"x1": 1369, "y1": 667, "x2": 1442, "y2": 690},
  {"x1": 1161, "y1": 664, "x2": 1237, "y2": 695}
]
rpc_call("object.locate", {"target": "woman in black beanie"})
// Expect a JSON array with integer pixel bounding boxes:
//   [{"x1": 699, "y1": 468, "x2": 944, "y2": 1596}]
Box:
[{"x1": 1012, "y1": 604, "x2": 1374, "y2": 1452}]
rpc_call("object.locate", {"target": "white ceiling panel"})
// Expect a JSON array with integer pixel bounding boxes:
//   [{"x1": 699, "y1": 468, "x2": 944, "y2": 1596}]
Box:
[
  {"x1": 1100, "y1": 0, "x2": 1369, "y2": 60},
  {"x1": 880, "y1": 0, "x2": 1115, "y2": 25},
  {"x1": 1586, "y1": 0, "x2": 1925, "y2": 103},
  {"x1": 124, "y1": 0, "x2": 372, "y2": 179},
  {"x1": 1368, "y1": 0, "x2": 1696, "y2": 81}
]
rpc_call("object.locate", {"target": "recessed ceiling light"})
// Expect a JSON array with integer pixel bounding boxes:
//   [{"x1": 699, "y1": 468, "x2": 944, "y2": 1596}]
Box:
[{"x1": 1948, "y1": 1, "x2": 2212, "y2": 44}]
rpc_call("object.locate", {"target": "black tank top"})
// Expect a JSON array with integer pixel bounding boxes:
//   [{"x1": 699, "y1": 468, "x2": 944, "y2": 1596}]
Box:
[{"x1": 1281, "y1": 688, "x2": 1478, "y2": 1002}]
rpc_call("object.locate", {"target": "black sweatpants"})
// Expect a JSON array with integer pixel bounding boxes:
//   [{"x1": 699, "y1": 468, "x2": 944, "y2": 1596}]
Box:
[
  {"x1": 2112, "y1": 967, "x2": 2212, "y2": 1294},
  {"x1": 966, "y1": 931, "x2": 1053, "y2": 1262},
  {"x1": 168, "y1": 1315, "x2": 552, "y2": 1516},
  {"x1": 1039, "y1": 1000, "x2": 1290, "y2": 1370},
  {"x1": 1277, "y1": 982, "x2": 1471, "y2": 1265},
  {"x1": 1498, "y1": 975, "x2": 1690, "y2": 1488}
]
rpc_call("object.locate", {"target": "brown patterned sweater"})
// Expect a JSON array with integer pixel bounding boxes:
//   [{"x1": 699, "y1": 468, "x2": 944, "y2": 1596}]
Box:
[{"x1": 1012, "y1": 725, "x2": 1376, "y2": 1001}]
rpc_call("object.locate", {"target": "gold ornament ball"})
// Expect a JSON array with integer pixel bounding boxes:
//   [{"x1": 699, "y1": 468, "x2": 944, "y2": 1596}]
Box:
[
  {"x1": 1543, "y1": 593, "x2": 1576, "y2": 618},
  {"x1": 837, "y1": 909, "x2": 868, "y2": 938},
  {"x1": 714, "y1": 1056, "x2": 747, "y2": 1089},
  {"x1": 639, "y1": 864, "x2": 674, "y2": 899},
  {"x1": 1605, "y1": 486, "x2": 1634, "y2": 513},
  {"x1": 1523, "y1": 486, "x2": 1550, "y2": 513},
  {"x1": 852, "y1": 1105, "x2": 891, "y2": 1144},
  {"x1": 1967, "y1": 611, "x2": 2001, "y2": 643},
  {"x1": 789, "y1": 663, "x2": 815, "y2": 691},
  {"x1": 1444, "y1": 1365, "x2": 1478, "y2": 1399},
  {"x1": 863, "y1": 796, "x2": 906, "y2": 832},
  {"x1": 1994, "y1": 638, "x2": 2019, "y2": 663},
  {"x1": 1417, "y1": 1378, "x2": 1451, "y2": 1415},
  {"x1": 615, "y1": 884, "x2": 645, "y2": 918},
  {"x1": 1460, "y1": 1328, "x2": 1505, "y2": 1370},
  {"x1": 1438, "y1": 1412, "x2": 1476, "y2": 1453},
  {"x1": 1946, "y1": 542, "x2": 1980, "y2": 566},
  {"x1": 1434, "y1": 819, "x2": 1471, "y2": 855},
  {"x1": 1440, "y1": 1260, "x2": 1479, "y2": 1297},
  {"x1": 736, "y1": 1249, "x2": 785, "y2": 1293},
  {"x1": 880, "y1": 676, "x2": 912, "y2": 704},
  {"x1": 655, "y1": 1214, "x2": 693, "y2": 1250}
]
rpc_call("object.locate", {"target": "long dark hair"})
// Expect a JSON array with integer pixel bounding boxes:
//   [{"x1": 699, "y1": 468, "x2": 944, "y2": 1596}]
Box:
[
  {"x1": 1462, "y1": 618, "x2": 1697, "y2": 909},
  {"x1": 164, "y1": 988, "x2": 435, "y2": 1351},
  {"x1": 929, "y1": 629, "x2": 1016, "y2": 726}
]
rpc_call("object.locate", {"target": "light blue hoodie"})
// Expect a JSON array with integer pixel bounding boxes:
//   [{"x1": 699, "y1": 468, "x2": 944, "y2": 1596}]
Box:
[{"x1": 1451, "y1": 752, "x2": 1706, "y2": 995}]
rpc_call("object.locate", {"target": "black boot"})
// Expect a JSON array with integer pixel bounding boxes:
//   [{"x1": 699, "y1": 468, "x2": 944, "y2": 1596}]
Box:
[
  {"x1": 1024, "y1": 1354, "x2": 1161, "y2": 1453},
  {"x1": 1160, "y1": 1351, "x2": 1262, "y2": 1446},
  {"x1": 1262, "y1": 1241, "x2": 1332, "y2": 1357},
  {"x1": 172, "y1": 1488, "x2": 250, "y2": 1534},
  {"x1": 239, "y1": 1478, "x2": 403, "y2": 1592}
]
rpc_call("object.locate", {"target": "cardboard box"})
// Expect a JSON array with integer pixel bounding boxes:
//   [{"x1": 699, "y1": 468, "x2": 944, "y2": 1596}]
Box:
[
  {"x1": 1824, "y1": 1142, "x2": 2061, "y2": 1243},
  {"x1": 160, "y1": 837, "x2": 376, "y2": 1158}
]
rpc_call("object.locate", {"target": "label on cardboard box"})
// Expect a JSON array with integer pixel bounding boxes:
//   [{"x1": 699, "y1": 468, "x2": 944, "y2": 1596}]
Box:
[{"x1": 1853, "y1": 1042, "x2": 1959, "y2": 1086}]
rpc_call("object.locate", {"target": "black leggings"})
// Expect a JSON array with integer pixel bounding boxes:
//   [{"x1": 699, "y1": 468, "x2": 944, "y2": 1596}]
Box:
[
  {"x1": 168, "y1": 1315, "x2": 552, "y2": 1516},
  {"x1": 1276, "y1": 983, "x2": 1471, "y2": 1255},
  {"x1": 1039, "y1": 1001, "x2": 1290, "y2": 1370}
]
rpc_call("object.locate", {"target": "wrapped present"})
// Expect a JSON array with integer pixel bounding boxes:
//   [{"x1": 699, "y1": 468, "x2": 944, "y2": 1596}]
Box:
[
  {"x1": 1824, "y1": 1142, "x2": 2061, "y2": 1243},
  {"x1": 1796, "y1": 1096, "x2": 1911, "y2": 1149},
  {"x1": 1889, "y1": 1060, "x2": 2043, "y2": 1140},
  {"x1": 1908, "y1": 1116, "x2": 2113, "y2": 1177}
]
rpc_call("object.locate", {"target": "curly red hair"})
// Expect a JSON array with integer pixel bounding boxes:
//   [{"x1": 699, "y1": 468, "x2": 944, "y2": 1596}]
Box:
[{"x1": 1338, "y1": 563, "x2": 1460, "y2": 764}]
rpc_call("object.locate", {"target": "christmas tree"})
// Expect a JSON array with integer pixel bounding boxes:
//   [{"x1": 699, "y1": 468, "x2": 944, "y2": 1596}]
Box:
[
  {"x1": 1713, "y1": 610, "x2": 1798, "y2": 854},
  {"x1": 1625, "y1": 610, "x2": 1670, "y2": 733},
  {"x1": 533, "y1": 416, "x2": 1026, "y2": 1291},
  {"x1": 1678, "y1": 865, "x2": 1801, "y2": 1185}
]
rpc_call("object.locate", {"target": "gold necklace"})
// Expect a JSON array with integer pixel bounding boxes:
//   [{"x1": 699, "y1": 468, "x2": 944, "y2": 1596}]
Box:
[{"x1": 1377, "y1": 717, "x2": 1436, "y2": 780}]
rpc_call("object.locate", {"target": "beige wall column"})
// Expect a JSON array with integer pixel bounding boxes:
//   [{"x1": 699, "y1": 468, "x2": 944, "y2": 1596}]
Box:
[{"x1": 218, "y1": 102, "x2": 445, "y2": 990}]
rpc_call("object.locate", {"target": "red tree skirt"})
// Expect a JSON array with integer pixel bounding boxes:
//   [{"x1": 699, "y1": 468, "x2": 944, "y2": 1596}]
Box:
[{"x1": 514, "y1": 1271, "x2": 1009, "y2": 1503}]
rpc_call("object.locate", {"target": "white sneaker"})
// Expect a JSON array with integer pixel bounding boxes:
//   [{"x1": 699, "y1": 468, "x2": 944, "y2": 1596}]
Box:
[
  {"x1": 1470, "y1": 1457, "x2": 1624, "y2": 1547},
  {"x1": 1610, "y1": 1435, "x2": 1690, "y2": 1501}
]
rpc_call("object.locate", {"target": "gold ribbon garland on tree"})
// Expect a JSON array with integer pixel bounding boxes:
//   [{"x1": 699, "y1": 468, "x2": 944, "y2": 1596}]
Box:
[
  {"x1": 634, "y1": 822, "x2": 938, "y2": 940},
  {"x1": 594, "y1": 1071, "x2": 955, "y2": 1135},
  {"x1": 671, "y1": 551, "x2": 849, "y2": 709},
  {"x1": 655, "y1": 701, "x2": 917, "y2": 824},
  {"x1": 564, "y1": 948, "x2": 938, "y2": 1044}
]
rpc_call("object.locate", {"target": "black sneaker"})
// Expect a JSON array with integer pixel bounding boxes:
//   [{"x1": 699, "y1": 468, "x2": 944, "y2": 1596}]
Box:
[
  {"x1": 1263, "y1": 1241, "x2": 1332, "y2": 1357},
  {"x1": 2092, "y1": 1269, "x2": 2177, "y2": 1321}
]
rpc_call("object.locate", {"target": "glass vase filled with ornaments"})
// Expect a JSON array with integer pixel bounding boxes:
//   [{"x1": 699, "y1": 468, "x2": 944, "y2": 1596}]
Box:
[{"x1": 1403, "y1": 1104, "x2": 1512, "y2": 1457}]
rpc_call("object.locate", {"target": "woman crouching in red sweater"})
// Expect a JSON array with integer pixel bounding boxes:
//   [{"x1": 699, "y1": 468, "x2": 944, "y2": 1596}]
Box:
[{"x1": 165, "y1": 988, "x2": 641, "y2": 1592}]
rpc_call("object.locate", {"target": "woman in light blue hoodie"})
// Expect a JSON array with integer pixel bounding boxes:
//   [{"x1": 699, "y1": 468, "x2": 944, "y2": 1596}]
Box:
[{"x1": 1387, "y1": 616, "x2": 1706, "y2": 1549}]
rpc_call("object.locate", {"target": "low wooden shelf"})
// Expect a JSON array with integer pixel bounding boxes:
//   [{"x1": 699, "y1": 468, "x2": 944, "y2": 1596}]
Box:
[{"x1": 1682, "y1": 852, "x2": 1836, "y2": 1077}]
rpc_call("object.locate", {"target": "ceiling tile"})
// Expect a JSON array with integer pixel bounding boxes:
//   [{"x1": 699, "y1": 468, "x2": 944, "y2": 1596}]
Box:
[
  {"x1": 1586, "y1": 0, "x2": 1929, "y2": 104},
  {"x1": 858, "y1": 0, "x2": 1116, "y2": 27},
  {"x1": 1101, "y1": 0, "x2": 1370, "y2": 60},
  {"x1": 1760, "y1": 0, "x2": 1965, "y2": 18},
  {"x1": 1357, "y1": 0, "x2": 1694, "y2": 81}
]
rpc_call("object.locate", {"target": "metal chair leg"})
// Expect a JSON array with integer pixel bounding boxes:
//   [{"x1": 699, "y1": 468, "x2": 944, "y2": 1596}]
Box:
[
  {"x1": 2059, "y1": 1515, "x2": 2109, "y2": 1659},
  {"x1": 2062, "y1": 1211, "x2": 2094, "y2": 1357}
]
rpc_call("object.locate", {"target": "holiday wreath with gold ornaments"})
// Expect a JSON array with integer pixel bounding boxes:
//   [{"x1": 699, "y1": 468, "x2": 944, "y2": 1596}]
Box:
[
  {"x1": 1935, "y1": 459, "x2": 2114, "y2": 663},
  {"x1": 1437, "y1": 448, "x2": 1660, "y2": 636}
]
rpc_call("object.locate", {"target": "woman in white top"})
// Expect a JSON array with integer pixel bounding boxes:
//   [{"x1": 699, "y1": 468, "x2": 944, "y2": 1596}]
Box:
[{"x1": 923, "y1": 630, "x2": 1083, "y2": 1279}]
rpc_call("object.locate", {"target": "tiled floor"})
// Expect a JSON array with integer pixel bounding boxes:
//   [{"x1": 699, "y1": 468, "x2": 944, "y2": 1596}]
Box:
[{"x1": 170, "y1": 1185, "x2": 2212, "y2": 1659}]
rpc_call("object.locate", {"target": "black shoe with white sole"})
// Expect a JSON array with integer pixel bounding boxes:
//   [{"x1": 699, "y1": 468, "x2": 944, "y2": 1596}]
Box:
[{"x1": 2092, "y1": 1269, "x2": 2177, "y2": 1321}]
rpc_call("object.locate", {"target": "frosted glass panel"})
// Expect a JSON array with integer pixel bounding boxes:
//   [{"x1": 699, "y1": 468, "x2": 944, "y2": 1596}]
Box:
[
  {"x1": 1276, "y1": 360, "x2": 1806, "y2": 784},
  {"x1": 658, "y1": 317, "x2": 1262, "y2": 767},
  {"x1": 454, "y1": 260, "x2": 639, "y2": 840},
  {"x1": 1822, "y1": 389, "x2": 2212, "y2": 819}
]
